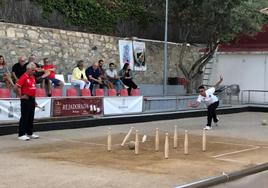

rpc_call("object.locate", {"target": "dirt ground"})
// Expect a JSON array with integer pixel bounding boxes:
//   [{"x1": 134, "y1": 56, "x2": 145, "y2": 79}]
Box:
[{"x1": 1, "y1": 112, "x2": 268, "y2": 188}]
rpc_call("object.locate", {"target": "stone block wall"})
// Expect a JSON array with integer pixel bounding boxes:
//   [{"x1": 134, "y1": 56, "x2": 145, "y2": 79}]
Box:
[{"x1": 0, "y1": 22, "x2": 196, "y2": 85}]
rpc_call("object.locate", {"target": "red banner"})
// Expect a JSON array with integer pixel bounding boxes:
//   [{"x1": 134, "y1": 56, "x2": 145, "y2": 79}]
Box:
[{"x1": 52, "y1": 97, "x2": 103, "y2": 117}]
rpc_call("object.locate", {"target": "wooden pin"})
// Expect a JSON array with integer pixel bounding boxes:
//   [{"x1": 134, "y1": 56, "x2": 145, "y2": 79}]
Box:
[
  {"x1": 107, "y1": 127, "x2": 112, "y2": 152},
  {"x1": 165, "y1": 133, "x2": 169, "y2": 159},
  {"x1": 174, "y1": 125, "x2": 178, "y2": 149},
  {"x1": 121, "y1": 127, "x2": 134, "y2": 146},
  {"x1": 202, "y1": 129, "x2": 206, "y2": 152},
  {"x1": 135, "y1": 130, "x2": 139, "y2": 155},
  {"x1": 184, "y1": 130, "x2": 189, "y2": 155},
  {"x1": 155, "y1": 128, "x2": 159, "y2": 151}
]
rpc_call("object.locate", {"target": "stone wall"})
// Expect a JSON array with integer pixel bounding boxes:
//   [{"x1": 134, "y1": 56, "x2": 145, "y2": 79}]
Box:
[{"x1": 0, "y1": 22, "x2": 197, "y2": 85}]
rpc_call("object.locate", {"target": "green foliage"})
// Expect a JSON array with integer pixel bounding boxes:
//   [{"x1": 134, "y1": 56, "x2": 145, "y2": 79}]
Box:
[
  {"x1": 31, "y1": 0, "x2": 155, "y2": 33},
  {"x1": 170, "y1": 0, "x2": 268, "y2": 44},
  {"x1": 0, "y1": 0, "x2": 4, "y2": 6},
  {"x1": 30, "y1": 0, "x2": 268, "y2": 43},
  {"x1": 171, "y1": 0, "x2": 268, "y2": 93}
]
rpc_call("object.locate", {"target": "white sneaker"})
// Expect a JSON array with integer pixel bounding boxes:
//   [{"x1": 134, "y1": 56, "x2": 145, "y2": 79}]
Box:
[
  {"x1": 204, "y1": 126, "x2": 212, "y2": 130},
  {"x1": 18, "y1": 135, "x2": 30, "y2": 141},
  {"x1": 29, "y1": 134, "x2": 39, "y2": 139}
]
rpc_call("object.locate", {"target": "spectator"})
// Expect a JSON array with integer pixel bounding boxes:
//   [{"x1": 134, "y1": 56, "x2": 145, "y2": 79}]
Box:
[
  {"x1": 12, "y1": 56, "x2": 27, "y2": 83},
  {"x1": 119, "y1": 63, "x2": 138, "y2": 95},
  {"x1": 13, "y1": 62, "x2": 39, "y2": 141},
  {"x1": 106, "y1": 62, "x2": 127, "y2": 95},
  {"x1": 98, "y1": 60, "x2": 113, "y2": 89},
  {"x1": 24, "y1": 54, "x2": 50, "y2": 88},
  {"x1": 0, "y1": 55, "x2": 14, "y2": 88},
  {"x1": 42, "y1": 58, "x2": 64, "y2": 96},
  {"x1": 71, "y1": 60, "x2": 90, "y2": 89},
  {"x1": 85, "y1": 62, "x2": 102, "y2": 95}
]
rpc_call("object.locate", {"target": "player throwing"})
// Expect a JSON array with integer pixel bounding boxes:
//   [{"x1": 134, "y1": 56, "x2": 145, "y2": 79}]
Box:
[{"x1": 189, "y1": 76, "x2": 223, "y2": 130}]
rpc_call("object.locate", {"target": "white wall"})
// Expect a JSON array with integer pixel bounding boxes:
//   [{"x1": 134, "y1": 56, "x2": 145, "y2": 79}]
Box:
[{"x1": 209, "y1": 53, "x2": 268, "y2": 103}]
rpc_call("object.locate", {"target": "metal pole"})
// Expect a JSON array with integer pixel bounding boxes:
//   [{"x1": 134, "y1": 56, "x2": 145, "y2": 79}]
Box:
[
  {"x1": 163, "y1": 0, "x2": 169, "y2": 96},
  {"x1": 175, "y1": 162, "x2": 268, "y2": 188}
]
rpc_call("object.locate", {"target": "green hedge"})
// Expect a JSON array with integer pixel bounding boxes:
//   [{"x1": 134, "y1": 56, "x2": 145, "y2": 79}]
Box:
[{"x1": 31, "y1": 0, "x2": 156, "y2": 33}]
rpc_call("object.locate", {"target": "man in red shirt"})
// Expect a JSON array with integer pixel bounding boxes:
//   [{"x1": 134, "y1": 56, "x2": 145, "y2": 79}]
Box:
[
  {"x1": 42, "y1": 58, "x2": 63, "y2": 96},
  {"x1": 14, "y1": 62, "x2": 39, "y2": 141}
]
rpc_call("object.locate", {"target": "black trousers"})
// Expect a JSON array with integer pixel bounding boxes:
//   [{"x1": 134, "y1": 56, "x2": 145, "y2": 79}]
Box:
[
  {"x1": 207, "y1": 101, "x2": 219, "y2": 127},
  {"x1": 90, "y1": 81, "x2": 101, "y2": 96},
  {"x1": 122, "y1": 79, "x2": 137, "y2": 95},
  {"x1": 18, "y1": 97, "x2": 35, "y2": 136}
]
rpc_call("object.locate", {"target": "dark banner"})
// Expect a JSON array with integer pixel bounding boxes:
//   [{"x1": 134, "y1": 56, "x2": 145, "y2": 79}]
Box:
[{"x1": 52, "y1": 97, "x2": 103, "y2": 117}]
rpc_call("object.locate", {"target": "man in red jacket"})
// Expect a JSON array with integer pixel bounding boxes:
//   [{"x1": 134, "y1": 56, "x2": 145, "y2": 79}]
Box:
[
  {"x1": 42, "y1": 58, "x2": 63, "y2": 96},
  {"x1": 14, "y1": 62, "x2": 39, "y2": 141}
]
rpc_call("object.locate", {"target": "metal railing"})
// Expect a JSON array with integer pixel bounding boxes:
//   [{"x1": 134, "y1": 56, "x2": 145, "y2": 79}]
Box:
[
  {"x1": 241, "y1": 90, "x2": 268, "y2": 104},
  {"x1": 143, "y1": 95, "x2": 209, "y2": 112},
  {"x1": 175, "y1": 163, "x2": 268, "y2": 188},
  {"x1": 201, "y1": 85, "x2": 241, "y2": 105},
  {"x1": 142, "y1": 84, "x2": 243, "y2": 112}
]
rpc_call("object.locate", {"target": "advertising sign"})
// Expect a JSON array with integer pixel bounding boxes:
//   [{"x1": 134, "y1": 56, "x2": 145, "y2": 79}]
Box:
[
  {"x1": 119, "y1": 40, "x2": 134, "y2": 70},
  {"x1": 103, "y1": 96, "x2": 143, "y2": 115},
  {"x1": 0, "y1": 98, "x2": 51, "y2": 121},
  {"x1": 133, "y1": 41, "x2": 146, "y2": 71},
  {"x1": 52, "y1": 97, "x2": 103, "y2": 117}
]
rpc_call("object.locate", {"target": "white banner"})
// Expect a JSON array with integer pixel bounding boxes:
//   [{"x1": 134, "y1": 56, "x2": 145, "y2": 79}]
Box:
[
  {"x1": 119, "y1": 40, "x2": 134, "y2": 70},
  {"x1": 133, "y1": 41, "x2": 146, "y2": 71},
  {"x1": 0, "y1": 98, "x2": 51, "y2": 121},
  {"x1": 104, "y1": 96, "x2": 143, "y2": 115}
]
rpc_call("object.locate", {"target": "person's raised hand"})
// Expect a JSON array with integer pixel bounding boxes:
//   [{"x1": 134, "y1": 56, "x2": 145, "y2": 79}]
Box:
[{"x1": 219, "y1": 75, "x2": 223, "y2": 82}]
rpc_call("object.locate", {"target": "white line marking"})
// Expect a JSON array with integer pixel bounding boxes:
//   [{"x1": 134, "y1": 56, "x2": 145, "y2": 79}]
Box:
[
  {"x1": 38, "y1": 136, "x2": 134, "y2": 148},
  {"x1": 66, "y1": 139, "x2": 107, "y2": 146},
  {"x1": 212, "y1": 146, "x2": 261, "y2": 158},
  {"x1": 211, "y1": 141, "x2": 255, "y2": 147},
  {"x1": 215, "y1": 158, "x2": 249, "y2": 165},
  {"x1": 42, "y1": 136, "x2": 107, "y2": 146}
]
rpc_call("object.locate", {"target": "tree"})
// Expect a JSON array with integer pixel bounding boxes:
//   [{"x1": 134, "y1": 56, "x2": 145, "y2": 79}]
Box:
[{"x1": 170, "y1": 0, "x2": 268, "y2": 93}]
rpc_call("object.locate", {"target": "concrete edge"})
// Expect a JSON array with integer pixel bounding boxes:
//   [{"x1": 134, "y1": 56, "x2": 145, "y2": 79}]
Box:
[{"x1": 0, "y1": 105, "x2": 253, "y2": 136}]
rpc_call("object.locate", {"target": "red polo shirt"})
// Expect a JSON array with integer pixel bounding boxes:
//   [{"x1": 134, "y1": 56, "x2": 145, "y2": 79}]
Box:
[
  {"x1": 42, "y1": 64, "x2": 55, "y2": 79},
  {"x1": 16, "y1": 72, "x2": 36, "y2": 97}
]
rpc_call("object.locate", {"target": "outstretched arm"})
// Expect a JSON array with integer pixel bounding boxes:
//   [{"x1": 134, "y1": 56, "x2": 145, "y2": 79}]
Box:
[
  {"x1": 214, "y1": 75, "x2": 223, "y2": 89},
  {"x1": 188, "y1": 100, "x2": 200, "y2": 108}
]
